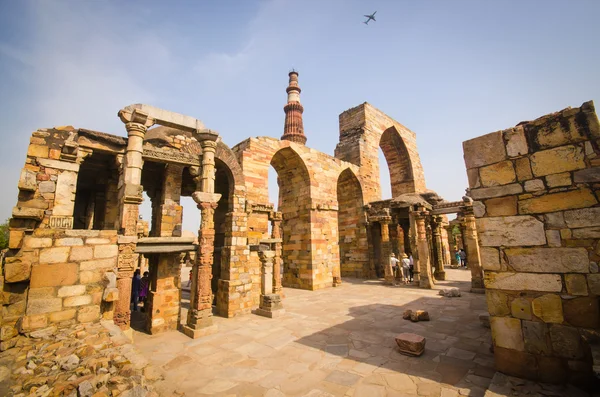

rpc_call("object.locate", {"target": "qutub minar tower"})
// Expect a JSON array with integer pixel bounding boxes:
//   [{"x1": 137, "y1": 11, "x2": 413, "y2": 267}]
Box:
[{"x1": 280, "y1": 70, "x2": 307, "y2": 144}]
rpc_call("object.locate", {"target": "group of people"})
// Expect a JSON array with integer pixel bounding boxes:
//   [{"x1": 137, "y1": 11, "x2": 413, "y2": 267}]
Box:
[
  {"x1": 131, "y1": 269, "x2": 150, "y2": 312},
  {"x1": 390, "y1": 252, "x2": 414, "y2": 285},
  {"x1": 455, "y1": 249, "x2": 467, "y2": 267}
]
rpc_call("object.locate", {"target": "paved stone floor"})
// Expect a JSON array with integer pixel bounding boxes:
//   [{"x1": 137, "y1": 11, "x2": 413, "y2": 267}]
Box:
[{"x1": 131, "y1": 269, "x2": 590, "y2": 397}]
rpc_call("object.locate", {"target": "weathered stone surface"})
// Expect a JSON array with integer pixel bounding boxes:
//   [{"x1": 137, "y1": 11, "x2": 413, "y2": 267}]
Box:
[
  {"x1": 53, "y1": 170, "x2": 77, "y2": 216},
  {"x1": 479, "y1": 160, "x2": 516, "y2": 187},
  {"x1": 94, "y1": 244, "x2": 118, "y2": 259},
  {"x1": 530, "y1": 145, "x2": 586, "y2": 177},
  {"x1": 466, "y1": 168, "x2": 480, "y2": 188},
  {"x1": 469, "y1": 183, "x2": 523, "y2": 200},
  {"x1": 494, "y1": 346, "x2": 538, "y2": 380},
  {"x1": 531, "y1": 294, "x2": 563, "y2": 323},
  {"x1": 12, "y1": 206, "x2": 44, "y2": 220},
  {"x1": 544, "y1": 212, "x2": 566, "y2": 229},
  {"x1": 549, "y1": 324, "x2": 584, "y2": 359},
  {"x1": 70, "y1": 246, "x2": 94, "y2": 261},
  {"x1": 476, "y1": 216, "x2": 546, "y2": 247},
  {"x1": 524, "y1": 179, "x2": 545, "y2": 192},
  {"x1": 103, "y1": 287, "x2": 119, "y2": 302},
  {"x1": 480, "y1": 247, "x2": 502, "y2": 271},
  {"x1": 571, "y1": 227, "x2": 600, "y2": 239},
  {"x1": 39, "y1": 247, "x2": 71, "y2": 264},
  {"x1": 4, "y1": 259, "x2": 32, "y2": 283},
  {"x1": 491, "y1": 316, "x2": 524, "y2": 351},
  {"x1": 54, "y1": 237, "x2": 83, "y2": 247},
  {"x1": 565, "y1": 274, "x2": 588, "y2": 296},
  {"x1": 484, "y1": 196, "x2": 517, "y2": 217},
  {"x1": 18, "y1": 169, "x2": 37, "y2": 191},
  {"x1": 23, "y1": 236, "x2": 52, "y2": 248},
  {"x1": 486, "y1": 290, "x2": 510, "y2": 316},
  {"x1": 63, "y1": 294, "x2": 92, "y2": 307},
  {"x1": 463, "y1": 131, "x2": 507, "y2": 169},
  {"x1": 26, "y1": 298, "x2": 62, "y2": 314},
  {"x1": 394, "y1": 333, "x2": 426, "y2": 356},
  {"x1": 522, "y1": 320, "x2": 552, "y2": 355},
  {"x1": 588, "y1": 274, "x2": 600, "y2": 295},
  {"x1": 438, "y1": 288, "x2": 461, "y2": 297},
  {"x1": 80, "y1": 257, "x2": 117, "y2": 271},
  {"x1": 504, "y1": 247, "x2": 589, "y2": 273},
  {"x1": 77, "y1": 305, "x2": 100, "y2": 322},
  {"x1": 49, "y1": 309, "x2": 76, "y2": 323},
  {"x1": 504, "y1": 127, "x2": 528, "y2": 157},
  {"x1": 545, "y1": 230, "x2": 561, "y2": 247},
  {"x1": 562, "y1": 297, "x2": 599, "y2": 328},
  {"x1": 573, "y1": 167, "x2": 600, "y2": 183},
  {"x1": 545, "y1": 172, "x2": 571, "y2": 188},
  {"x1": 57, "y1": 285, "x2": 86, "y2": 298},
  {"x1": 511, "y1": 297, "x2": 532, "y2": 320},
  {"x1": 519, "y1": 188, "x2": 597, "y2": 214},
  {"x1": 30, "y1": 263, "x2": 78, "y2": 288},
  {"x1": 38, "y1": 181, "x2": 56, "y2": 193},
  {"x1": 485, "y1": 272, "x2": 562, "y2": 292},
  {"x1": 563, "y1": 207, "x2": 600, "y2": 228},
  {"x1": 515, "y1": 157, "x2": 533, "y2": 181}
]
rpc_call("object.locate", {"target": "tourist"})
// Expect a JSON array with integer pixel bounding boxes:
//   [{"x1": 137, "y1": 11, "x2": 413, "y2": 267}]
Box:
[
  {"x1": 408, "y1": 254, "x2": 414, "y2": 282},
  {"x1": 401, "y1": 254, "x2": 411, "y2": 284},
  {"x1": 390, "y1": 253, "x2": 400, "y2": 284},
  {"x1": 459, "y1": 249, "x2": 467, "y2": 268},
  {"x1": 139, "y1": 271, "x2": 149, "y2": 312},
  {"x1": 131, "y1": 269, "x2": 141, "y2": 312},
  {"x1": 455, "y1": 250, "x2": 461, "y2": 266},
  {"x1": 187, "y1": 269, "x2": 193, "y2": 287}
]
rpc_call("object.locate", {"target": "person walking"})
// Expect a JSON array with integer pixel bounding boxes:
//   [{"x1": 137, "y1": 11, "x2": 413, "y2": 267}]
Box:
[
  {"x1": 139, "y1": 271, "x2": 149, "y2": 312},
  {"x1": 455, "y1": 250, "x2": 462, "y2": 267},
  {"x1": 131, "y1": 269, "x2": 141, "y2": 312},
  {"x1": 459, "y1": 249, "x2": 467, "y2": 268},
  {"x1": 408, "y1": 253, "x2": 414, "y2": 282},
  {"x1": 389, "y1": 253, "x2": 400, "y2": 285},
  {"x1": 401, "y1": 254, "x2": 411, "y2": 285}
]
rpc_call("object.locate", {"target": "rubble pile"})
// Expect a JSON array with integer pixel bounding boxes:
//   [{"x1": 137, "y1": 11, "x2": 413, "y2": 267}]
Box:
[{"x1": 0, "y1": 321, "x2": 162, "y2": 397}]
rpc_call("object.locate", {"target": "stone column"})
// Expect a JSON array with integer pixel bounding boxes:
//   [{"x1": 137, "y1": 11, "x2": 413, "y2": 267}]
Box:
[
  {"x1": 365, "y1": 221, "x2": 377, "y2": 279},
  {"x1": 414, "y1": 208, "x2": 434, "y2": 289},
  {"x1": 270, "y1": 212, "x2": 283, "y2": 295},
  {"x1": 254, "y1": 245, "x2": 285, "y2": 318},
  {"x1": 396, "y1": 225, "x2": 405, "y2": 256},
  {"x1": 408, "y1": 212, "x2": 420, "y2": 285},
  {"x1": 462, "y1": 205, "x2": 485, "y2": 293},
  {"x1": 432, "y1": 216, "x2": 446, "y2": 281},
  {"x1": 114, "y1": 109, "x2": 154, "y2": 331},
  {"x1": 183, "y1": 138, "x2": 221, "y2": 338},
  {"x1": 380, "y1": 217, "x2": 394, "y2": 285}
]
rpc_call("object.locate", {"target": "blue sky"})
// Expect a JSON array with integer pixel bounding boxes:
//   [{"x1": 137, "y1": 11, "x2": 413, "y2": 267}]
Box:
[{"x1": 1, "y1": 0, "x2": 599, "y2": 233}]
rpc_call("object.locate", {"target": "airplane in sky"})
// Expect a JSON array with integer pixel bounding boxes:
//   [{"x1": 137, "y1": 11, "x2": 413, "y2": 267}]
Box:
[{"x1": 363, "y1": 11, "x2": 377, "y2": 25}]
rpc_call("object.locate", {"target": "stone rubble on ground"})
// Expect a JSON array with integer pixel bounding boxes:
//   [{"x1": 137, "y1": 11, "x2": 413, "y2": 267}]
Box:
[
  {"x1": 394, "y1": 332, "x2": 426, "y2": 356},
  {"x1": 402, "y1": 309, "x2": 430, "y2": 322},
  {"x1": 0, "y1": 321, "x2": 164, "y2": 397},
  {"x1": 439, "y1": 288, "x2": 462, "y2": 297}
]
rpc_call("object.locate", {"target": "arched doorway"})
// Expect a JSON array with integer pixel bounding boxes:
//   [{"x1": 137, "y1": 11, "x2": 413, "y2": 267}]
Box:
[
  {"x1": 270, "y1": 148, "x2": 312, "y2": 289},
  {"x1": 379, "y1": 127, "x2": 415, "y2": 197},
  {"x1": 337, "y1": 169, "x2": 368, "y2": 278}
]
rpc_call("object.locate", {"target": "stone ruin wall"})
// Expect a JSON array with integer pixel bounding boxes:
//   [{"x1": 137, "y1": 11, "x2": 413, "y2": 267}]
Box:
[{"x1": 463, "y1": 100, "x2": 600, "y2": 387}]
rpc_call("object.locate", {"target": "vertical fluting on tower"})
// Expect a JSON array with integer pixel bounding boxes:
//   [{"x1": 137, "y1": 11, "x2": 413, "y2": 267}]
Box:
[{"x1": 281, "y1": 71, "x2": 307, "y2": 145}]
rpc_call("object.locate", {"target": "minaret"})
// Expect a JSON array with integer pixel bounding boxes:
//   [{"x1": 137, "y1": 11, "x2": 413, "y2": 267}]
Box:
[{"x1": 281, "y1": 70, "x2": 307, "y2": 145}]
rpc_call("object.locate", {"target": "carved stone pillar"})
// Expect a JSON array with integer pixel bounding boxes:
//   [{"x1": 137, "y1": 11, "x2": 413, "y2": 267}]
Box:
[
  {"x1": 114, "y1": 110, "x2": 154, "y2": 331},
  {"x1": 365, "y1": 221, "x2": 377, "y2": 279},
  {"x1": 254, "y1": 245, "x2": 285, "y2": 318},
  {"x1": 414, "y1": 208, "x2": 434, "y2": 289},
  {"x1": 200, "y1": 140, "x2": 217, "y2": 193},
  {"x1": 463, "y1": 206, "x2": 485, "y2": 293},
  {"x1": 270, "y1": 212, "x2": 283, "y2": 295},
  {"x1": 380, "y1": 218, "x2": 394, "y2": 285},
  {"x1": 432, "y1": 216, "x2": 446, "y2": 281},
  {"x1": 397, "y1": 225, "x2": 405, "y2": 256}
]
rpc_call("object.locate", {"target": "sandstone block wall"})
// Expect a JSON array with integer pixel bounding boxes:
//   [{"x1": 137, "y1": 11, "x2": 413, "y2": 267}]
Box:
[
  {"x1": 463, "y1": 100, "x2": 600, "y2": 387},
  {"x1": 2, "y1": 230, "x2": 119, "y2": 350}
]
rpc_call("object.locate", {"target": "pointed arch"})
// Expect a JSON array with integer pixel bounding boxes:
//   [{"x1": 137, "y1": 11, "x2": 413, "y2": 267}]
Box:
[
  {"x1": 271, "y1": 147, "x2": 312, "y2": 289},
  {"x1": 337, "y1": 168, "x2": 369, "y2": 278},
  {"x1": 379, "y1": 126, "x2": 416, "y2": 197}
]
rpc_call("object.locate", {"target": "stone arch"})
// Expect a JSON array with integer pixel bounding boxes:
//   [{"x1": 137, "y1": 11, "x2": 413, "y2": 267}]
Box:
[
  {"x1": 336, "y1": 168, "x2": 369, "y2": 278},
  {"x1": 270, "y1": 147, "x2": 313, "y2": 289},
  {"x1": 379, "y1": 126, "x2": 416, "y2": 197}
]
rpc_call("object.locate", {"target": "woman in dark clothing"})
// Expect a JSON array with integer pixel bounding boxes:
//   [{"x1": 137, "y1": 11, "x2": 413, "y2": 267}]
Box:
[{"x1": 131, "y1": 269, "x2": 141, "y2": 312}]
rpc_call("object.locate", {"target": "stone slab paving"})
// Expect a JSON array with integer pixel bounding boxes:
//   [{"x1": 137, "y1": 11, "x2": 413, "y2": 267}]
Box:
[{"x1": 131, "y1": 269, "x2": 585, "y2": 397}]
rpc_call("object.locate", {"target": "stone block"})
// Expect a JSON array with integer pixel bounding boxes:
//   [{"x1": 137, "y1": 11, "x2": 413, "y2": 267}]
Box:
[
  {"x1": 102, "y1": 287, "x2": 119, "y2": 302},
  {"x1": 545, "y1": 230, "x2": 561, "y2": 247},
  {"x1": 504, "y1": 126, "x2": 528, "y2": 157},
  {"x1": 54, "y1": 238, "x2": 83, "y2": 247},
  {"x1": 537, "y1": 356, "x2": 569, "y2": 384},
  {"x1": 28, "y1": 287, "x2": 56, "y2": 299},
  {"x1": 49, "y1": 309, "x2": 76, "y2": 323},
  {"x1": 524, "y1": 179, "x2": 545, "y2": 192},
  {"x1": 588, "y1": 274, "x2": 600, "y2": 295},
  {"x1": 469, "y1": 183, "x2": 523, "y2": 200},
  {"x1": 4, "y1": 259, "x2": 32, "y2": 283},
  {"x1": 531, "y1": 294, "x2": 563, "y2": 323},
  {"x1": 519, "y1": 188, "x2": 597, "y2": 214},
  {"x1": 69, "y1": 246, "x2": 93, "y2": 261},
  {"x1": 545, "y1": 212, "x2": 566, "y2": 229},
  {"x1": 573, "y1": 167, "x2": 600, "y2": 183},
  {"x1": 480, "y1": 247, "x2": 502, "y2": 271},
  {"x1": 57, "y1": 285, "x2": 86, "y2": 297},
  {"x1": 39, "y1": 247, "x2": 70, "y2": 264},
  {"x1": 511, "y1": 297, "x2": 532, "y2": 320},
  {"x1": 476, "y1": 216, "x2": 546, "y2": 247},
  {"x1": 572, "y1": 227, "x2": 600, "y2": 239},
  {"x1": 515, "y1": 157, "x2": 533, "y2": 181},
  {"x1": 18, "y1": 169, "x2": 37, "y2": 191},
  {"x1": 94, "y1": 245, "x2": 118, "y2": 259},
  {"x1": 63, "y1": 295, "x2": 92, "y2": 307},
  {"x1": 20, "y1": 314, "x2": 48, "y2": 331},
  {"x1": 564, "y1": 207, "x2": 600, "y2": 228},
  {"x1": 463, "y1": 131, "x2": 507, "y2": 169},
  {"x1": 439, "y1": 288, "x2": 461, "y2": 297},
  {"x1": 85, "y1": 238, "x2": 111, "y2": 245},
  {"x1": 77, "y1": 305, "x2": 100, "y2": 323},
  {"x1": 26, "y1": 298, "x2": 62, "y2": 315},
  {"x1": 12, "y1": 206, "x2": 44, "y2": 220},
  {"x1": 8, "y1": 230, "x2": 24, "y2": 249},
  {"x1": 504, "y1": 247, "x2": 588, "y2": 273},
  {"x1": 27, "y1": 144, "x2": 49, "y2": 158},
  {"x1": 549, "y1": 324, "x2": 584, "y2": 359},
  {"x1": 484, "y1": 196, "x2": 517, "y2": 217},
  {"x1": 522, "y1": 320, "x2": 552, "y2": 355},
  {"x1": 30, "y1": 263, "x2": 78, "y2": 288},
  {"x1": 546, "y1": 172, "x2": 572, "y2": 188},
  {"x1": 38, "y1": 180, "x2": 55, "y2": 193},
  {"x1": 394, "y1": 333, "x2": 426, "y2": 356},
  {"x1": 480, "y1": 160, "x2": 516, "y2": 187},
  {"x1": 0, "y1": 325, "x2": 18, "y2": 341},
  {"x1": 466, "y1": 168, "x2": 480, "y2": 188},
  {"x1": 485, "y1": 272, "x2": 562, "y2": 292},
  {"x1": 486, "y1": 290, "x2": 510, "y2": 316},
  {"x1": 80, "y1": 257, "x2": 116, "y2": 271},
  {"x1": 491, "y1": 316, "x2": 524, "y2": 351},
  {"x1": 563, "y1": 297, "x2": 599, "y2": 328},
  {"x1": 79, "y1": 271, "x2": 101, "y2": 284},
  {"x1": 565, "y1": 274, "x2": 588, "y2": 296},
  {"x1": 53, "y1": 170, "x2": 77, "y2": 216},
  {"x1": 23, "y1": 237, "x2": 52, "y2": 249},
  {"x1": 530, "y1": 145, "x2": 586, "y2": 177}
]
